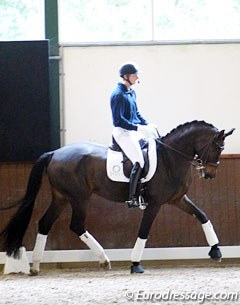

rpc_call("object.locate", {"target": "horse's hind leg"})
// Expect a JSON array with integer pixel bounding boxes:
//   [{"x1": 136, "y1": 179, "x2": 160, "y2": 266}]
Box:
[
  {"x1": 69, "y1": 198, "x2": 111, "y2": 270},
  {"x1": 171, "y1": 194, "x2": 221, "y2": 261},
  {"x1": 30, "y1": 189, "x2": 68, "y2": 275}
]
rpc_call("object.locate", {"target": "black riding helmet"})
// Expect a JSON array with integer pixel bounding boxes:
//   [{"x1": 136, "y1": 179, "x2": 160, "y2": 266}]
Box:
[{"x1": 119, "y1": 63, "x2": 140, "y2": 77}]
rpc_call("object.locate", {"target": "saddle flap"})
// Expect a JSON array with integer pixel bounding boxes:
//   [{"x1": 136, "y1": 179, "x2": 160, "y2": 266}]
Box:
[{"x1": 107, "y1": 138, "x2": 157, "y2": 183}]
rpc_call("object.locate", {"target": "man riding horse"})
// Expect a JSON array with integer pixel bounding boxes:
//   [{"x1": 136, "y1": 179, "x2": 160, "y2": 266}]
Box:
[{"x1": 110, "y1": 63, "x2": 158, "y2": 208}]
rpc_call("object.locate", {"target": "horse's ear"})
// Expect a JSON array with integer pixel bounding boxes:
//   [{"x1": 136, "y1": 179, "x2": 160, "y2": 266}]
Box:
[
  {"x1": 216, "y1": 130, "x2": 225, "y2": 140},
  {"x1": 224, "y1": 128, "x2": 235, "y2": 138}
]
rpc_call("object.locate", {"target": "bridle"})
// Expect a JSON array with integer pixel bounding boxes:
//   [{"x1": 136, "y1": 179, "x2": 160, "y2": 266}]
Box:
[
  {"x1": 156, "y1": 134, "x2": 224, "y2": 171},
  {"x1": 194, "y1": 137, "x2": 224, "y2": 169}
]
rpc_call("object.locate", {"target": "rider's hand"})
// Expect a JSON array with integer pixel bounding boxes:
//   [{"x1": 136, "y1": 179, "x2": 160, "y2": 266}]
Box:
[
  {"x1": 147, "y1": 123, "x2": 159, "y2": 139},
  {"x1": 138, "y1": 124, "x2": 150, "y2": 138},
  {"x1": 138, "y1": 124, "x2": 158, "y2": 139}
]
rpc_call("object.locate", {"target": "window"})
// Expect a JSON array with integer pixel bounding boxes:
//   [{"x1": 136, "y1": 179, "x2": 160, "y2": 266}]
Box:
[
  {"x1": 0, "y1": 0, "x2": 44, "y2": 41},
  {"x1": 59, "y1": 0, "x2": 240, "y2": 43},
  {"x1": 154, "y1": 0, "x2": 240, "y2": 40},
  {"x1": 59, "y1": 0, "x2": 151, "y2": 42}
]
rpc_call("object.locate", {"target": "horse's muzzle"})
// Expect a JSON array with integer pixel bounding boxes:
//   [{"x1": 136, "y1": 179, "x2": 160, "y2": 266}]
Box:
[
  {"x1": 203, "y1": 172, "x2": 215, "y2": 179},
  {"x1": 201, "y1": 164, "x2": 218, "y2": 179}
]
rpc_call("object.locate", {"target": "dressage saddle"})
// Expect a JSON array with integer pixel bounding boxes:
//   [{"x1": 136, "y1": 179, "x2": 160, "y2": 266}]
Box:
[{"x1": 109, "y1": 137, "x2": 150, "y2": 179}]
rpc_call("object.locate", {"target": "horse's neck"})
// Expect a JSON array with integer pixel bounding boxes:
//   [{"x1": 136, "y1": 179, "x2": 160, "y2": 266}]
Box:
[
  {"x1": 162, "y1": 124, "x2": 215, "y2": 165},
  {"x1": 164, "y1": 128, "x2": 196, "y2": 158},
  {"x1": 155, "y1": 124, "x2": 215, "y2": 197}
]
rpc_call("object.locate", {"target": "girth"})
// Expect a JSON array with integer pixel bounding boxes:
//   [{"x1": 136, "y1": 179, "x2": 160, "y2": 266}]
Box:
[{"x1": 109, "y1": 137, "x2": 150, "y2": 178}]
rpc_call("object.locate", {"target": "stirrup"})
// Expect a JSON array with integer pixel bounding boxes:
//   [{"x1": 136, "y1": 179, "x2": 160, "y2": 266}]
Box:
[
  {"x1": 139, "y1": 195, "x2": 148, "y2": 210},
  {"x1": 125, "y1": 196, "x2": 148, "y2": 209},
  {"x1": 125, "y1": 198, "x2": 139, "y2": 208}
]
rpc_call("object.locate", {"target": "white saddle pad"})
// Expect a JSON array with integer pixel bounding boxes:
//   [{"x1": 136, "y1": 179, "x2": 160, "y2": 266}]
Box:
[{"x1": 106, "y1": 138, "x2": 157, "y2": 183}]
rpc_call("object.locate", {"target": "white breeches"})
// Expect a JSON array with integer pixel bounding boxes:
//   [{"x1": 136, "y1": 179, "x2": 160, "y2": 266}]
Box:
[{"x1": 112, "y1": 127, "x2": 144, "y2": 168}]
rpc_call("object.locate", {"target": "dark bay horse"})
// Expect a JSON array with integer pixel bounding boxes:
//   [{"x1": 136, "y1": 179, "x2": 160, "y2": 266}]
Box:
[{"x1": 0, "y1": 121, "x2": 234, "y2": 274}]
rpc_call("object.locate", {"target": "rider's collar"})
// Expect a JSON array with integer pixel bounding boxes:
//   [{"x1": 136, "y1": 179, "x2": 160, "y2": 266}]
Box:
[{"x1": 118, "y1": 82, "x2": 133, "y2": 93}]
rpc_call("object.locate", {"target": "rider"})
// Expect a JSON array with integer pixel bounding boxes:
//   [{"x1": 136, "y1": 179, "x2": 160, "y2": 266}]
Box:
[{"x1": 110, "y1": 62, "x2": 158, "y2": 208}]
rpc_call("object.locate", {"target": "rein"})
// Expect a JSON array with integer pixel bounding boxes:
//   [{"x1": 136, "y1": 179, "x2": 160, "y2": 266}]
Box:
[
  {"x1": 154, "y1": 128, "x2": 199, "y2": 169},
  {"x1": 156, "y1": 138, "x2": 200, "y2": 169},
  {"x1": 156, "y1": 134, "x2": 222, "y2": 170},
  {"x1": 156, "y1": 138, "x2": 193, "y2": 161}
]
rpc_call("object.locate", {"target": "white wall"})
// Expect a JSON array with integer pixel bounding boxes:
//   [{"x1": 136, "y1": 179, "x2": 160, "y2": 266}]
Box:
[{"x1": 61, "y1": 43, "x2": 240, "y2": 153}]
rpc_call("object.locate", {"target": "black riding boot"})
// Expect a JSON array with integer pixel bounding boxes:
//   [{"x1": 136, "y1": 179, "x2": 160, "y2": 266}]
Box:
[{"x1": 126, "y1": 162, "x2": 142, "y2": 208}]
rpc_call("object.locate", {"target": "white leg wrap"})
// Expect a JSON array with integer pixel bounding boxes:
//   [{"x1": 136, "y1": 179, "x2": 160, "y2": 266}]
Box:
[
  {"x1": 4, "y1": 247, "x2": 30, "y2": 274},
  {"x1": 131, "y1": 237, "x2": 147, "y2": 262},
  {"x1": 32, "y1": 233, "x2": 47, "y2": 271},
  {"x1": 80, "y1": 231, "x2": 109, "y2": 263},
  {"x1": 202, "y1": 220, "x2": 219, "y2": 246}
]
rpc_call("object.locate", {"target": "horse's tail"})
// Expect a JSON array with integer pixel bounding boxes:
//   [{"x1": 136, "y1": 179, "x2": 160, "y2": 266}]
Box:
[{"x1": 0, "y1": 152, "x2": 53, "y2": 257}]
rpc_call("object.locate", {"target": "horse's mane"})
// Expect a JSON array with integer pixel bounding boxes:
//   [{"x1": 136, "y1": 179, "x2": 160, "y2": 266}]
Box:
[{"x1": 161, "y1": 120, "x2": 216, "y2": 140}]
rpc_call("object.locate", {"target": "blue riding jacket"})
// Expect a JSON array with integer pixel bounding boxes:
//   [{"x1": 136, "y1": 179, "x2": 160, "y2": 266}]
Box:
[{"x1": 110, "y1": 83, "x2": 148, "y2": 131}]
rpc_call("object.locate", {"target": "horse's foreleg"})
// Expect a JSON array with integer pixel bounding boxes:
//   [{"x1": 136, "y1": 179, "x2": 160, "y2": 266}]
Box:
[
  {"x1": 131, "y1": 238, "x2": 147, "y2": 273},
  {"x1": 31, "y1": 192, "x2": 68, "y2": 275},
  {"x1": 172, "y1": 195, "x2": 221, "y2": 261},
  {"x1": 70, "y1": 199, "x2": 111, "y2": 270},
  {"x1": 131, "y1": 204, "x2": 161, "y2": 273}
]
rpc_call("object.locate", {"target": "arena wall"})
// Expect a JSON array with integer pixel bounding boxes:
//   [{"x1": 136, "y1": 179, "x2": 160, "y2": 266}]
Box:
[{"x1": 0, "y1": 156, "x2": 239, "y2": 254}]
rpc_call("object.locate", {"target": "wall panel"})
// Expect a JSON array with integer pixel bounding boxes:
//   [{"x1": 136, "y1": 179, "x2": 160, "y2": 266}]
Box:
[
  {"x1": 0, "y1": 40, "x2": 51, "y2": 162},
  {"x1": 61, "y1": 44, "x2": 240, "y2": 153}
]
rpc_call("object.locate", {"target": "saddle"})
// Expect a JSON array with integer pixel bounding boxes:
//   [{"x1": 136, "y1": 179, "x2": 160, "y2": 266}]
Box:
[{"x1": 106, "y1": 137, "x2": 157, "y2": 183}]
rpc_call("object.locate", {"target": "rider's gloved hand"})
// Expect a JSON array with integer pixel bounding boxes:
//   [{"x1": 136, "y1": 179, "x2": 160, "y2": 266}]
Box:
[
  {"x1": 138, "y1": 124, "x2": 159, "y2": 139},
  {"x1": 146, "y1": 123, "x2": 159, "y2": 139},
  {"x1": 138, "y1": 124, "x2": 151, "y2": 139}
]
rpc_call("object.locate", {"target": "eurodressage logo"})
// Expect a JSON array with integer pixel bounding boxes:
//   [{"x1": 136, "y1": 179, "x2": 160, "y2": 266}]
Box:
[{"x1": 125, "y1": 289, "x2": 240, "y2": 303}]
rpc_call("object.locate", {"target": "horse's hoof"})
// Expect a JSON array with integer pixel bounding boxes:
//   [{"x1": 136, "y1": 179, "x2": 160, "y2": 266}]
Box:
[
  {"x1": 208, "y1": 245, "x2": 222, "y2": 262},
  {"x1": 130, "y1": 263, "x2": 144, "y2": 274},
  {"x1": 214, "y1": 257, "x2": 222, "y2": 263},
  {"x1": 29, "y1": 268, "x2": 39, "y2": 276},
  {"x1": 100, "y1": 260, "x2": 111, "y2": 270}
]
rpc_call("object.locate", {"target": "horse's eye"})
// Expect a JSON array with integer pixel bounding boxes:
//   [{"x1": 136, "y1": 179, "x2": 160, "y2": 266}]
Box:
[{"x1": 213, "y1": 142, "x2": 224, "y2": 152}]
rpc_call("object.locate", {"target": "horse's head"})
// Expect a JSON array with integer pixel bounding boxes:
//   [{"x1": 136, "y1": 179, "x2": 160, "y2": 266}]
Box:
[{"x1": 194, "y1": 128, "x2": 235, "y2": 179}]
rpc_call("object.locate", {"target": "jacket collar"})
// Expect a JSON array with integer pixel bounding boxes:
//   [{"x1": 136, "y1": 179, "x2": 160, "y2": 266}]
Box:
[{"x1": 118, "y1": 82, "x2": 132, "y2": 94}]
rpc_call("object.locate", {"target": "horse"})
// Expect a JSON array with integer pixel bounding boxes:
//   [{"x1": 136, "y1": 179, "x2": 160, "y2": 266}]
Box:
[{"x1": 0, "y1": 120, "x2": 234, "y2": 275}]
